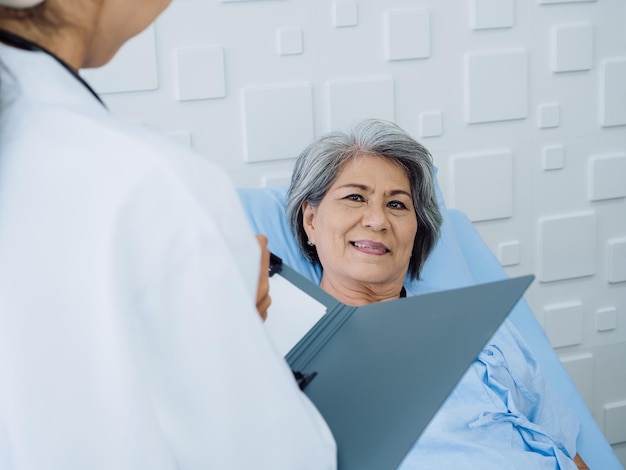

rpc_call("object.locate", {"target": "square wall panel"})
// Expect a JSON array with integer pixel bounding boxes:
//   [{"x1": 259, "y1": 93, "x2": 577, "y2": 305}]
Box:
[
  {"x1": 544, "y1": 301, "x2": 584, "y2": 348},
  {"x1": 498, "y1": 240, "x2": 521, "y2": 266},
  {"x1": 242, "y1": 83, "x2": 314, "y2": 163},
  {"x1": 175, "y1": 46, "x2": 226, "y2": 101},
  {"x1": 604, "y1": 401, "x2": 626, "y2": 445},
  {"x1": 333, "y1": 1, "x2": 358, "y2": 27},
  {"x1": 80, "y1": 25, "x2": 157, "y2": 94},
  {"x1": 607, "y1": 238, "x2": 626, "y2": 284},
  {"x1": 262, "y1": 174, "x2": 292, "y2": 187},
  {"x1": 596, "y1": 306, "x2": 618, "y2": 332},
  {"x1": 537, "y1": 211, "x2": 596, "y2": 282},
  {"x1": 560, "y1": 353, "x2": 594, "y2": 406},
  {"x1": 551, "y1": 24, "x2": 593, "y2": 73},
  {"x1": 600, "y1": 58, "x2": 626, "y2": 127},
  {"x1": 470, "y1": 0, "x2": 514, "y2": 30},
  {"x1": 326, "y1": 76, "x2": 395, "y2": 131},
  {"x1": 419, "y1": 111, "x2": 443, "y2": 138},
  {"x1": 277, "y1": 28, "x2": 303, "y2": 56},
  {"x1": 384, "y1": 8, "x2": 430, "y2": 61},
  {"x1": 542, "y1": 145, "x2": 565, "y2": 171},
  {"x1": 449, "y1": 149, "x2": 513, "y2": 222},
  {"x1": 465, "y1": 49, "x2": 528, "y2": 124},
  {"x1": 588, "y1": 153, "x2": 626, "y2": 201},
  {"x1": 538, "y1": 102, "x2": 560, "y2": 129}
]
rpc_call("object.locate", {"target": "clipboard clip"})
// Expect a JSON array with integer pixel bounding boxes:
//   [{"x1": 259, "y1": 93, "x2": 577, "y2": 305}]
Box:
[
  {"x1": 269, "y1": 252, "x2": 283, "y2": 277},
  {"x1": 292, "y1": 370, "x2": 318, "y2": 391}
]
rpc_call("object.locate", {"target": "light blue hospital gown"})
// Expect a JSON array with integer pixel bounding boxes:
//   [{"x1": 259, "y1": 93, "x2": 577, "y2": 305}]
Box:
[{"x1": 398, "y1": 320, "x2": 580, "y2": 470}]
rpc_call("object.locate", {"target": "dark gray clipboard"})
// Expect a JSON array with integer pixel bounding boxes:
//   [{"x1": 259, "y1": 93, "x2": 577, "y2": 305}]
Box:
[{"x1": 271, "y1": 256, "x2": 534, "y2": 470}]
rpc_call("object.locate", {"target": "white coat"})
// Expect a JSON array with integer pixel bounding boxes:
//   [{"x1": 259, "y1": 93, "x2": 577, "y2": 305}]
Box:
[{"x1": 0, "y1": 43, "x2": 336, "y2": 470}]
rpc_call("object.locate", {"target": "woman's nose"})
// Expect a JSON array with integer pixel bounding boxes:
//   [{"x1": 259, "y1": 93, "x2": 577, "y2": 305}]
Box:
[{"x1": 362, "y1": 204, "x2": 390, "y2": 231}]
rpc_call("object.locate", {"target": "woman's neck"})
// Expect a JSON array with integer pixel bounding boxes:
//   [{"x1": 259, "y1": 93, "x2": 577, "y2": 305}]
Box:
[{"x1": 320, "y1": 276, "x2": 404, "y2": 306}]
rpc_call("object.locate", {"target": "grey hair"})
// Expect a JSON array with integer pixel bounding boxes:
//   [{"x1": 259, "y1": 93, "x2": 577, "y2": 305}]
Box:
[{"x1": 286, "y1": 119, "x2": 443, "y2": 281}]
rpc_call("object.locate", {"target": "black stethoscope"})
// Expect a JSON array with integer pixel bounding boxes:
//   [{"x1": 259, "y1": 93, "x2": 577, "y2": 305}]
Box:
[{"x1": 0, "y1": 28, "x2": 106, "y2": 108}]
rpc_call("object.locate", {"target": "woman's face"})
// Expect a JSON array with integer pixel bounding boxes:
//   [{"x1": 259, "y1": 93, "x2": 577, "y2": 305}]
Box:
[{"x1": 302, "y1": 154, "x2": 418, "y2": 298}]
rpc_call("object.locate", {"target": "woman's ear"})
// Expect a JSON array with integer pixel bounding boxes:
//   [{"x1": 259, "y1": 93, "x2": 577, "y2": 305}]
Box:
[{"x1": 302, "y1": 201, "x2": 316, "y2": 244}]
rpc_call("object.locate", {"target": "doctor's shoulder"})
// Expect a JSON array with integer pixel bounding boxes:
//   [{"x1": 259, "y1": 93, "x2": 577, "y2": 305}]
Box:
[
  {"x1": 58, "y1": 106, "x2": 232, "y2": 200},
  {"x1": 105, "y1": 117, "x2": 245, "y2": 217},
  {"x1": 94, "y1": 115, "x2": 260, "y2": 278}
]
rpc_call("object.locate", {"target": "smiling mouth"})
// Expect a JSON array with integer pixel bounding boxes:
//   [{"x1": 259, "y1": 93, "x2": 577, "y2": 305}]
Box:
[{"x1": 351, "y1": 241, "x2": 390, "y2": 254}]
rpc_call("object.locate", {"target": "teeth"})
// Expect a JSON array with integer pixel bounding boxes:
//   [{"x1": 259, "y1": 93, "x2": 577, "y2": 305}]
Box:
[{"x1": 353, "y1": 242, "x2": 387, "y2": 252}]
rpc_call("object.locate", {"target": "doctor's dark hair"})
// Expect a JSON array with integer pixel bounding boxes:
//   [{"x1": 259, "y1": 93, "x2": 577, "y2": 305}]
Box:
[{"x1": 286, "y1": 119, "x2": 443, "y2": 281}]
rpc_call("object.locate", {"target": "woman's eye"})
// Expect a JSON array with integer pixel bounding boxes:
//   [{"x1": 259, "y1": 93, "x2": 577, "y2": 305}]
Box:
[
  {"x1": 345, "y1": 194, "x2": 365, "y2": 202},
  {"x1": 388, "y1": 200, "x2": 408, "y2": 210}
]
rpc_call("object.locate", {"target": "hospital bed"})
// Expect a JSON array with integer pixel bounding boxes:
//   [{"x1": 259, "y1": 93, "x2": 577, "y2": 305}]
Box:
[{"x1": 238, "y1": 180, "x2": 622, "y2": 469}]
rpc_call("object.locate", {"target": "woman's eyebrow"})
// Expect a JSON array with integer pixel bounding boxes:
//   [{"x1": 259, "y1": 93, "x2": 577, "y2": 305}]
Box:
[
  {"x1": 336, "y1": 183, "x2": 370, "y2": 191},
  {"x1": 388, "y1": 189, "x2": 412, "y2": 198},
  {"x1": 335, "y1": 184, "x2": 411, "y2": 198}
]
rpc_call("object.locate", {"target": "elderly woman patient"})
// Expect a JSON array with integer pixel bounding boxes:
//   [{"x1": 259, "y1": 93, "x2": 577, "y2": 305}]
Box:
[{"x1": 285, "y1": 119, "x2": 588, "y2": 469}]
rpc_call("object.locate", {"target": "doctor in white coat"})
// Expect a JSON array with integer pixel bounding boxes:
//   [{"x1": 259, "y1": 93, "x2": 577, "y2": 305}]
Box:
[{"x1": 0, "y1": 1, "x2": 336, "y2": 469}]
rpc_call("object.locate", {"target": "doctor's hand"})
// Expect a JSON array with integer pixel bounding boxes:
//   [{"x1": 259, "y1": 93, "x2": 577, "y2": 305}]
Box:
[{"x1": 255, "y1": 234, "x2": 271, "y2": 321}]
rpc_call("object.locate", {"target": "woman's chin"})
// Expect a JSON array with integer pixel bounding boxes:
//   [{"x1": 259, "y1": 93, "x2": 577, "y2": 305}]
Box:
[{"x1": 345, "y1": 270, "x2": 404, "y2": 290}]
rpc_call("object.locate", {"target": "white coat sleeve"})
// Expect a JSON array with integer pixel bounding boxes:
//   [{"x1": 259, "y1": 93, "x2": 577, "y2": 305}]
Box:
[{"x1": 113, "y1": 170, "x2": 337, "y2": 470}]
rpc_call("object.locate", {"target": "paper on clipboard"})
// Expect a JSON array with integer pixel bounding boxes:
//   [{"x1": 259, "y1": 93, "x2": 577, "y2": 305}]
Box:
[{"x1": 264, "y1": 274, "x2": 327, "y2": 356}]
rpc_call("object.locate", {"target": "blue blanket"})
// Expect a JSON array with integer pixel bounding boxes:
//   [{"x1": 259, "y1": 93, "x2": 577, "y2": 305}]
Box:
[{"x1": 399, "y1": 320, "x2": 579, "y2": 469}]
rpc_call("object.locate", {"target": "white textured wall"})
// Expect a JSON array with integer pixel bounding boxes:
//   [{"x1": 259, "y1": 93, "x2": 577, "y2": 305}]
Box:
[{"x1": 83, "y1": 0, "x2": 626, "y2": 463}]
